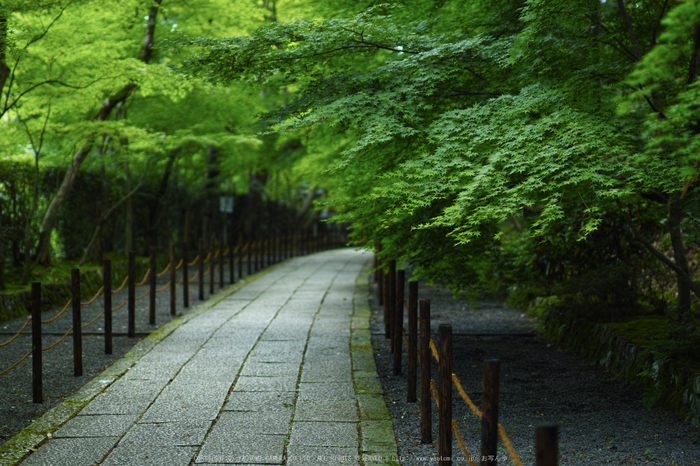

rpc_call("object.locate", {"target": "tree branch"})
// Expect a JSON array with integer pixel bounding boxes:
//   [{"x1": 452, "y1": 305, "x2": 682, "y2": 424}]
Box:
[
  {"x1": 618, "y1": 201, "x2": 700, "y2": 301},
  {"x1": 616, "y1": 0, "x2": 642, "y2": 60}
]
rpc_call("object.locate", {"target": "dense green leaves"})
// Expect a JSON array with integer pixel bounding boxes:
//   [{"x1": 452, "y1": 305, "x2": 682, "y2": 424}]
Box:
[{"x1": 178, "y1": 0, "x2": 699, "y2": 315}]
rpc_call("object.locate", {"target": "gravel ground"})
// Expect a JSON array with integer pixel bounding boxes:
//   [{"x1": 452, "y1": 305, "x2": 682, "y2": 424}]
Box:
[
  {"x1": 0, "y1": 261, "x2": 243, "y2": 447},
  {"x1": 369, "y1": 278, "x2": 700, "y2": 466}
]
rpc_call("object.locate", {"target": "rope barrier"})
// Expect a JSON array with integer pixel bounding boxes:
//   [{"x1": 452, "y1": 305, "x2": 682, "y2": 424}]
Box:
[
  {"x1": 400, "y1": 311, "x2": 524, "y2": 466},
  {"x1": 190, "y1": 270, "x2": 199, "y2": 281},
  {"x1": 156, "y1": 281, "x2": 170, "y2": 293},
  {"x1": 81, "y1": 311, "x2": 104, "y2": 329},
  {"x1": 498, "y1": 424, "x2": 523, "y2": 466},
  {"x1": 42, "y1": 299, "x2": 72, "y2": 324},
  {"x1": 0, "y1": 318, "x2": 31, "y2": 347},
  {"x1": 156, "y1": 264, "x2": 170, "y2": 278},
  {"x1": 453, "y1": 419, "x2": 478, "y2": 466},
  {"x1": 453, "y1": 374, "x2": 482, "y2": 418},
  {"x1": 42, "y1": 327, "x2": 73, "y2": 351},
  {"x1": 112, "y1": 275, "x2": 129, "y2": 293},
  {"x1": 136, "y1": 268, "x2": 150, "y2": 286},
  {"x1": 175, "y1": 259, "x2": 183, "y2": 270},
  {"x1": 188, "y1": 255, "x2": 199, "y2": 267},
  {"x1": 429, "y1": 339, "x2": 440, "y2": 363},
  {"x1": 135, "y1": 288, "x2": 150, "y2": 301},
  {"x1": 202, "y1": 252, "x2": 211, "y2": 263},
  {"x1": 112, "y1": 297, "x2": 128, "y2": 312},
  {"x1": 0, "y1": 351, "x2": 31, "y2": 376},
  {"x1": 80, "y1": 286, "x2": 104, "y2": 306}
]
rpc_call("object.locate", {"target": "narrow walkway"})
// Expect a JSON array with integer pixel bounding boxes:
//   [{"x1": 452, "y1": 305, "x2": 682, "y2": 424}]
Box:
[{"x1": 9, "y1": 249, "x2": 397, "y2": 466}]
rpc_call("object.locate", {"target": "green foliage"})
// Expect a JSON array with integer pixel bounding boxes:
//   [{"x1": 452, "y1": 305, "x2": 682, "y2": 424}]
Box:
[{"x1": 176, "y1": 0, "x2": 700, "y2": 314}]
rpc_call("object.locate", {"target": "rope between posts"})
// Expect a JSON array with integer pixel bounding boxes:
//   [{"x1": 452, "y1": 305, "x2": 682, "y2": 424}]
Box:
[
  {"x1": 452, "y1": 374, "x2": 483, "y2": 418},
  {"x1": 81, "y1": 310, "x2": 104, "y2": 329},
  {"x1": 175, "y1": 259, "x2": 183, "y2": 270},
  {"x1": 112, "y1": 275, "x2": 129, "y2": 293},
  {"x1": 0, "y1": 351, "x2": 31, "y2": 375},
  {"x1": 429, "y1": 339, "x2": 439, "y2": 363},
  {"x1": 135, "y1": 288, "x2": 150, "y2": 301},
  {"x1": 498, "y1": 424, "x2": 523, "y2": 466},
  {"x1": 112, "y1": 297, "x2": 128, "y2": 312},
  {"x1": 453, "y1": 420, "x2": 478, "y2": 466},
  {"x1": 190, "y1": 270, "x2": 199, "y2": 281},
  {"x1": 42, "y1": 327, "x2": 73, "y2": 351},
  {"x1": 0, "y1": 318, "x2": 32, "y2": 347},
  {"x1": 81, "y1": 286, "x2": 104, "y2": 306},
  {"x1": 430, "y1": 377, "x2": 478, "y2": 466},
  {"x1": 188, "y1": 255, "x2": 199, "y2": 267},
  {"x1": 156, "y1": 264, "x2": 170, "y2": 278},
  {"x1": 202, "y1": 252, "x2": 211, "y2": 263},
  {"x1": 42, "y1": 299, "x2": 72, "y2": 324},
  {"x1": 156, "y1": 281, "x2": 170, "y2": 293},
  {"x1": 136, "y1": 268, "x2": 150, "y2": 286},
  {"x1": 400, "y1": 311, "x2": 524, "y2": 466}
]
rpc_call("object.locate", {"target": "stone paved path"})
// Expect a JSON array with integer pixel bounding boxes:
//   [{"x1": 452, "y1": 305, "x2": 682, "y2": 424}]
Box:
[{"x1": 8, "y1": 249, "x2": 397, "y2": 466}]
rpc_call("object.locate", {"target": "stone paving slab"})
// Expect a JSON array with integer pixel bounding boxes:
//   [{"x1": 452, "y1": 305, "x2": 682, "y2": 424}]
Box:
[{"x1": 7, "y1": 249, "x2": 398, "y2": 465}]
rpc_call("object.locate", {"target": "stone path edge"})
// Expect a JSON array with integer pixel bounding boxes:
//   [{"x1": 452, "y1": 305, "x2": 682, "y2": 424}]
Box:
[
  {"x1": 0, "y1": 262, "x2": 284, "y2": 466},
  {"x1": 352, "y1": 258, "x2": 400, "y2": 466}
]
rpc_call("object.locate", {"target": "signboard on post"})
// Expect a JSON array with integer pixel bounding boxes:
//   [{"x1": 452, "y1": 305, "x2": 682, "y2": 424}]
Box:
[{"x1": 219, "y1": 197, "x2": 234, "y2": 214}]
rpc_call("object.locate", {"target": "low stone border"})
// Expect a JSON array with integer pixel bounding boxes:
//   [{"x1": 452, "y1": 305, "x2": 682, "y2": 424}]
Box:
[
  {"x1": 541, "y1": 309, "x2": 700, "y2": 428},
  {"x1": 0, "y1": 264, "x2": 282, "y2": 466},
  {"x1": 351, "y1": 258, "x2": 400, "y2": 466}
]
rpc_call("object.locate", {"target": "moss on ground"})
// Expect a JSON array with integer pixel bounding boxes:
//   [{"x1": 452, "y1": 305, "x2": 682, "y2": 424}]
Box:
[{"x1": 603, "y1": 315, "x2": 671, "y2": 348}]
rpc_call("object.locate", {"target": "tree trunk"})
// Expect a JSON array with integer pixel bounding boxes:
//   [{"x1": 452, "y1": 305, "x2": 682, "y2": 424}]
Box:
[
  {"x1": 0, "y1": 15, "x2": 11, "y2": 97},
  {"x1": 202, "y1": 144, "x2": 221, "y2": 245},
  {"x1": 0, "y1": 200, "x2": 5, "y2": 290},
  {"x1": 34, "y1": 0, "x2": 162, "y2": 265},
  {"x1": 144, "y1": 147, "x2": 180, "y2": 253},
  {"x1": 20, "y1": 154, "x2": 41, "y2": 284},
  {"x1": 668, "y1": 198, "x2": 692, "y2": 320}
]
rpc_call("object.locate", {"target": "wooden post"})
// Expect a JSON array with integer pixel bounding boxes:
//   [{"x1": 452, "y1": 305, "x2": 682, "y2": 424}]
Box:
[
  {"x1": 535, "y1": 425, "x2": 558, "y2": 466},
  {"x1": 198, "y1": 239, "x2": 205, "y2": 300},
  {"x1": 31, "y1": 282, "x2": 42, "y2": 403},
  {"x1": 128, "y1": 253, "x2": 135, "y2": 338},
  {"x1": 219, "y1": 236, "x2": 224, "y2": 288},
  {"x1": 407, "y1": 280, "x2": 418, "y2": 402},
  {"x1": 238, "y1": 236, "x2": 244, "y2": 280},
  {"x1": 71, "y1": 269, "x2": 82, "y2": 376},
  {"x1": 420, "y1": 299, "x2": 432, "y2": 444},
  {"x1": 388, "y1": 260, "x2": 396, "y2": 343},
  {"x1": 378, "y1": 266, "x2": 384, "y2": 306},
  {"x1": 439, "y1": 324, "x2": 452, "y2": 466},
  {"x1": 209, "y1": 238, "x2": 216, "y2": 295},
  {"x1": 182, "y1": 242, "x2": 189, "y2": 308},
  {"x1": 481, "y1": 359, "x2": 501, "y2": 466},
  {"x1": 383, "y1": 264, "x2": 390, "y2": 339},
  {"x1": 149, "y1": 248, "x2": 156, "y2": 324},
  {"x1": 104, "y1": 259, "x2": 113, "y2": 353},
  {"x1": 393, "y1": 269, "x2": 405, "y2": 375},
  {"x1": 247, "y1": 238, "x2": 252, "y2": 276},
  {"x1": 170, "y1": 244, "x2": 177, "y2": 316},
  {"x1": 261, "y1": 235, "x2": 267, "y2": 268},
  {"x1": 229, "y1": 237, "x2": 235, "y2": 284},
  {"x1": 95, "y1": 201, "x2": 103, "y2": 265}
]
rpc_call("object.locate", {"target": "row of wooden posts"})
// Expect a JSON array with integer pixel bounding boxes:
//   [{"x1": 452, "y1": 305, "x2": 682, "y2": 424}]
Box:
[
  {"x1": 377, "y1": 257, "x2": 558, "y2": 466},
  {"x1": 26, "y1": 227, "x2": 347, "y2": 404}
]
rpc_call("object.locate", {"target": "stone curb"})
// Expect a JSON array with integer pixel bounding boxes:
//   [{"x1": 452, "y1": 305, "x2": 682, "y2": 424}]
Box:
[
  {"x1": 0, "y1": 263, "x2": 283, "y2": 466},
  {"x1": 352, "y1": 258, "x2": 400, "y2": 466}
]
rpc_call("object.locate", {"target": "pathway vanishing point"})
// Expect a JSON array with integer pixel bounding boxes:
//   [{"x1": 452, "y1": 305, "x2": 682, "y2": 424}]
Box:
[{"x1": 2, "y1": 248, "x2": 398, "y2": 466}]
